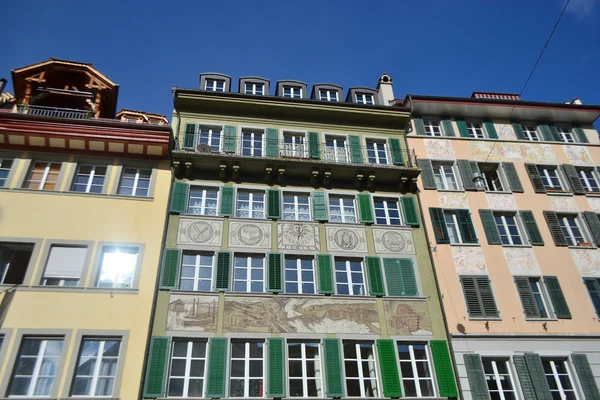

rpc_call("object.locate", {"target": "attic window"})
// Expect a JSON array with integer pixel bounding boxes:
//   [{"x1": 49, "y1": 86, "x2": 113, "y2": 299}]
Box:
[
  {"x1": 205, "y1": 79, "x2": 225, "y2": 92},
  {"x1": 355, "y1": 93, "x2": 374, "y2": 105}
]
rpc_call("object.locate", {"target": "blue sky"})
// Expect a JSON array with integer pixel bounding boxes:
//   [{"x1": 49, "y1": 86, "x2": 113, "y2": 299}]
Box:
[{"x1": 2, "y1": 0, "x2": 599, "y2": 126}]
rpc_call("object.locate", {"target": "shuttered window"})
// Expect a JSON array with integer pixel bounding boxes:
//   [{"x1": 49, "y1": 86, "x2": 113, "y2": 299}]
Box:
[
  {"x1": 357, "y1": 193, "x2": 375, "y2": 224},
  {"x1": 463, "y1": 354, "x2": 490, "y2": 400},
  {"x1": 482, "y1": 358, "x2": 518, "y2": 399},
  {"x1": 348, "y1": 135, "x2": 364, "y2": 164},
  {"x1": 432, "y1": 162, "x2": 459, "y2": 190},
  {"x1": 441, "y1": 118, "x2": 456, "y2": 137},
  {"x1": 430, "y1": 340, "x2": 458, "y2": 397},
  {"x1": 422, "y1": 118, "x2": 442, "y2": 136},
  {"x1": 383, "y1": 258, "x2": 418, "y2": 296},
  {"x1": 219, "y1": 187, "x2": 235, "y2": 216},
  {"x1": 502, "y1": 162, "x2": 524, "y2": 192},
  {"x1": 160, "y1": 248, "x2": 181, "y2": 289},
  {"x1": 267, "y1": 338, "x2": 285, "y2": 398},
  {"x1": 562, "y1": 164, "x2": 586, "y2": 194},
  {"x1": 584, "y1": 278, "x2": 600, "y2": 318},
  {"x1": 429, "y1": 208, "x2": 450, "y2": 244},
  {"x1": 266, "y1": 189, "x2": 282, "y2": 219},
  {"x1": 513, "y1": 354, "x2": 553, "y2": 400},
  {"x1": 215, "y1": 251, "x2": 232, "y2": 291},
  {"x1": 417, "y1": 159, "x2": 437, "y2": 190},
  {"x1": 515, "y1": 277, "x2": 554, "y2": 319},
  {"x1": 544, "y1": 276, "x2": 571, "y2": 319},
  {"x1": 365, "y1": 256, "x2": 384, "y2": 296},
  {"x1": 144, "y1": 337, "x2": 170, "y2": 398},
  {"x1": 265, "y1": 128, "x2": 279, "y2": 157},
  {"x1": 377, "y1": 340, "x2": 402, "y2": 398},
  {"x1": 224, "y1": 125, "x2": 237, "y2": 153},
  {"x1": 525, "y1": 163, "x2": 547, "y2": 193},
  {"x1": 478, "y1": 163, "x2": 505, "y2": 192},
  {"x1": 460, "y1": 276, "x2": 499, "y2": 318},
  {"x1": 397, "y1": 342, "x2": 435, "y2": 397},
  {"x1": 308, "y1": 131, "x2": 320, "y2": 160},
  {"x1": 312, "y1": 191, "x2": 328, "y2": 222},
  {"x1": 576, "y1": 167, "x2": 600, "y2": 193},
  {"x1": 316, "y1": 255, "x2": 334, "y2": 294},
  {"x1": 388, "y1": 138, "x2": 404, "y2": 165},
  {"x1": 267, "y1": 253, "x2": 283, "y2": 293},
  {"x1": 572, "y1": 354, "x2": 600, "y2": 400},
  {"x1": 520, "y1": 211, "x2": 544, "y2": 246},
  {"x1": 414, "y1": 117, "x2": 427, "y2": 135},
  {"x1": 542, "y1": 358, "x2": 579, "y2": 399},
  {"x1": 401, "y1": 196, "x2": 419, "y2": 226},
  {"x1": 323, "y1": 339, "x2": 344, "y2": 397}
]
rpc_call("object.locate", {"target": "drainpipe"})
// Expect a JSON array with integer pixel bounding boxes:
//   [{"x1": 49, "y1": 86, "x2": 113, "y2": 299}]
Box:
[{"x1": 405, "y1": 94, "x2": 464, "y2": 399}]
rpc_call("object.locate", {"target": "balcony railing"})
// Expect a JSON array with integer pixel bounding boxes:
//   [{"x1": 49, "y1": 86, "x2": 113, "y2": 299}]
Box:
[
  {"x1": 16, "y1": 104, "x2": 91, "y2": 119},
  {"x1": 175, "y1": 133, "x2": 416, "y2": 167}
]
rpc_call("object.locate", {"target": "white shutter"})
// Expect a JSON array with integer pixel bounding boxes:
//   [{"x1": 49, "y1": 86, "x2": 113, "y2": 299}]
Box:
[{"x1": 43, "y1": 246, "x2": 87, "y2": 279}]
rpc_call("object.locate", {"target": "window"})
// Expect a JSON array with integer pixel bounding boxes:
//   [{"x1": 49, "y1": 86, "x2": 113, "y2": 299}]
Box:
[
  {"x1": 241, "y1": 129, "x2": 264, "y2": 157},
  {"x1": 283, "y1": 86, "x2": 302, "y2": 99},
  {"x1": 283, "y1": 193, "x2": 311, "y2": 221},
  {"x1": 342, "y1": 341, "x2": 378, "y2": 397},
  {"x1": 96, "y1": 247, "x2": 138, "y2": 288},
  {"x1": 460, "y1": 276, "x2": 499, "y2": 318},
  {"x1": 284, "y1": 256, "x2": 315, "y2": 294},
  {"x1": 584, "y1": 278, "x2": 600, "y2": 317},
  {"x1": 245, "y1": 83, "x2": 264, "y2": 95},
  {"x1": 430, "y1": 208, "x2": 478, "y2": 245},
  {"x1": 167, "y1": 339, "x2": 207, "y2": 397},
  {"x1": 24, "y1": 161, "x2": 61, "y2": 190},
  {"x1": 494, "y1": 213, "x2": 523, "y2": 245},
  {"x1": 236, "y1": 189, "x2": 265, "y2": 219},
  {"x1": 577, "y1": 168, "x2": 600, "y2": 193},
  {"x1": 324, "y1": 136, "x2": 348, "y2": 163},
  {"x1": 0, "y1": 242, "x2": 34, "y2": 285},
  {"x1": 288, "y1": 340, "x2": 323, "y2": 397},
  {"x1": 397, "y1": 343, "x2": 435, "y2": 397},
  {"x1": 282, "y1": 132, "x2": 307, "y2": 158},
  {"x1": 517, "y1": 277, "x2": 551, "y2": 318},
  {"x1": 180, "y1": 252, "x2": 214, "y2": 291},
  {"x1": 0, "y1": 158, "x2": 14, "y2": 186},
  {"x1": 537, "y1": 166, "x2": 564, "y2": 191},
  {"x1": 198, "y1": 126, "x2": 222, "y2": 152},
  {"x1": 423, "y1": 119, "x2": 442, "y2": 136},
  {"x1": 522, "y1": 124, "x2": 539, "y2": 141},
  {"x1": 334, "y1": 258, "x2": 365, "y2": 295},
  {"x1": 328, "y1": 195, "x2": 357, "y2": 223},
  {"x1": 433, "y1": 162, "x2": 459, "y2": 190},
  {"x1": 542, "y1": 359, "x2": 578, "y2": 400},
  {"x1": 467, "y1": 121, "x2": 485, "y2": 138},
  {"x1": 41, "y1": 245, "x2": 87, "y2": 286},
  {"x1": 319, "y1": 90, "x2": 338, "y2": 102},
  {"x1": 355, "y1": 93, "x2": 374, "y2": 105},
  {"x1": 229, "y1": 340, "x2": 264, "y2": 397},
  {"x1": 365, "y1": 139, "x2": 388, "y2": 165},
  {"x1": 374, "y1": 198, "x2": 402, "y2": 225},
  {"x1": 117, "y1": 167, "x2": 152, "y2": 196},
  {"x1": 8, "y1": 337, "x2": 63, "y2": 397},
  {"x1": 72, "y1": 165, "x2": 107, "y2": 193},
  {"x1": 233, "y1": 254, "x2": 264, "y2": 293},
  {"x1": 188, "y1": 187, "x2": 219, "y2": 216},
  {"x1": 482, "y1": 358, "x2": 517, "y2": 400},
  {"x1": 556, "y1": 126, "x2": 575, "y2": 143},
  {"x1": 479, "y1": 163, "x2": 505, "y2": 192},
  {"x1": 205, "y1": 79, "x2": 225, "y2": 92},
  {"x1": 558, "y1": 214, "x2": 587, "y2": 246},
  {"x1": 444, "y1": 211, "x2": 463, "y2": 244},
  {"x1": 71, "y1": 338, "x2": 121, "y2": 397}
]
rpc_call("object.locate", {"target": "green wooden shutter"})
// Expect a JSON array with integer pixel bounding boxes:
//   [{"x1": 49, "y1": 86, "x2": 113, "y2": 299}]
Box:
[
  {"x1": 502, "y1": 162, "x2": 524, "y2": 192},
  {"x1": 376, "y1": 340, "x2": 402, "y2": 398},
  {"x1": 215, "y1": 251, "x2": 232, "y2": 291},
  {"x1": 266, "y1": 128, "x2": 279, "y2": 157},
  {"x1": 160, "y1": 249, "x2": 181, "y2": 289},
  {"x1": 143, "y1": 336, "x2": 170, "y2": 398},
  {"x1": 312, "y1": 191, "x2": 328, "y2": 222},
  {"x1": 441, "y1": 117, "x2": 456, "y2": 137},
  {"x1": 573, "y1": 125, "x2": 589, "y2": 143},
  {"x1": 267, "y1": 253, "x2": 283, "y2": 293},
  {"x1": 511, "y1": 122, "x2": 526, "y2": 140},
  {"x1": 206, "y1": 338, "x2": 227, "y2": 398},
  {"x1": 515, "y1": 277, "x2": 541, "y2": 318},
  {"x1": 388, "y1": 138, "x2": 404, "y2": 165},
  {"x1": 429, "y1": 208, "x2": 450, "y2": 244},
  {"x1": 520, "y1": 211, "x2": 544, "y2": 246},
  {"x1": 524, "y1": 353, "x2": 553, "y2": 400},
  {"x1": 365, "y1": 256, "x2": 385, "y2": 296},
  {"x1": 224, "y1": 125, "x2": 237, "y2": 153},
  {"x1": 583, "y1": 211, "x2": 600, "y2": 246},
  {"x1": 219, "y1": 187, "x2": 235, "y2": 216},
  {"x1": 483, "y1": 120, "x2": 498, "y2": 139},
  {"x1": 461, "y1": 276, "x2": 499, "y2": 318},
  {"x1": 456, "y1": 119, "x2": 470, "y2": 137},
  {"x1": 476, "y1": 276, "x2": 499, "y2": 317},
  {"x1": 430, "y1": 340, "x2": 458, "y2": 398},
  {"x1": 308, "y1": 131, "x2": 320, "y2": 159},
  {"x1": 478, "y1": 210, "x2": 501, "y2": 245},
  {"x1": 544, "y1": 276, "x2": 571, "y2": 319},
  {"x1": 561, "y1": 164, "x2": 585, "y2": 194},
  {"x1": 464, "y1": 354, "x2": 491, "y2": 400},
  {"x1": 267, "y1": 189, "x2": 282, "y2": 219},
  {"x1": 414, "y1": 117, "x2": 426, "y2": 135},
  {"x1": 348, "y1": 135, "x2": 363, "y2": 164},
  {"x1": 383, "y1": 258, "x2": 403, "y2": 296},
  {"x1": 457, "y1": 209, "x2": 478, "y2": 244},
  {"x1": 357, "y1": 193, "x2": 374, "y2": 224},
  {"x1": 267, "y1": 338, "x2": 285, "y2": 398},
  {"x1": 525, "y1": 164, "x2": 547, "y2": 193},
  {"x1": 417, "y1": 159, "x2": 437, "y2": 189},
  {"x1": 584, "y1": 278, "x2": 600, "y2": 317},
  {"x1": 457, "y1": 159, "x2": 477, "y2": 190},
  {"x1": 323, "y1": 339, "x2": 344, "y2": 398},
  {"x1": 401, "y1": 196, "x2": 419, "y2": 226},
  {"x1": 169, "y1": 182, "x2": 189, "y2": 213},
  {"x1": 572, "y1": 354, "x2": 600, "y2": 400},
  {"x1": 543, "y1": 211, "x2": 569, "y2": 246},
  {"x1": 317, "y1": 255, "x2": 334, "y2": 294},
  {"x1": 183, "y1": 123, "x2": 196, "y2": 148},
  {"x1": 399, "y1": 258, "x2": 418, "y2": 296},
  {"x1": 513, "y1": 355, "x2": 537, "y2": 400},
  {"x1": 539, "y1": 124, "x2": 559, "y2": 141}
]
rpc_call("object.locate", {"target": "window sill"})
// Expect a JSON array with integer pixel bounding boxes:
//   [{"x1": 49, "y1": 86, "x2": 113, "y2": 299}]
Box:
[
  {"x1": 485, "y1": 191, "x2": 513, "y2": 195},
  {"x1": 450, "y1": 243, "x2": 480, "y2": 247},
  {"x1": 180, "y1": 213, "x2": 225, "y2": 220},
  {"x1": 568, "y1": 245, "x2": 598, "y2": 250},
  {"x1": 501, "y1": 244, "x2": 532, "y2": 248},
  {"x1": 469, "y1": 317, "x2": 502, "y2": 321},
  {"x1": 1, "y1": 285, "x2": 139, "y2": 294},
  {"x1": 4, "y1": 188, "x2": 155, "y2": 201},
  {"x1": 525, "y1": 317, "x2": 559, "y2": 322},
  {"x1": 546, "y1": 191, "x2": 573, "y2": 197},
  {"x1": 585, "y1": 192, "x2": 600, "y2": 197},
  {"x1": 436, "y1": 189, "x2": 465, "y2": 193}
]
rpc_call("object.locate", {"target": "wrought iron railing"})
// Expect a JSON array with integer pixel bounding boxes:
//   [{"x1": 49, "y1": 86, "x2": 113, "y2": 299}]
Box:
[
  {"x1": 16, "y1": 104, "x2": 91, "y2": 119},
  {"x1": 175, "y1": 132, "x2": 416, "y2": 167}
]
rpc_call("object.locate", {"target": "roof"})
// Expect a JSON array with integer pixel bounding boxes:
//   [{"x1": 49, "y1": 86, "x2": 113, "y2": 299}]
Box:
[
  {"x1": 0, "y1": 92, "x2": 14, "y2": 105},
  {"x1": 117, "y1": 109, "x2": 168, "y2": 119},
  {"x1": 13, "y1": 57, "x2": 116, "y2": 87}
]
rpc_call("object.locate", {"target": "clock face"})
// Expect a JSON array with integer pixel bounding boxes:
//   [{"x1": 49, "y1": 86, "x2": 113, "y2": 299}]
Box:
[
  {"x1": 283, "y1": 224, "x2": 313, "y2": 245},
  {"x1": 186, "y1": 221, "x2": 214, "y2": 243}
]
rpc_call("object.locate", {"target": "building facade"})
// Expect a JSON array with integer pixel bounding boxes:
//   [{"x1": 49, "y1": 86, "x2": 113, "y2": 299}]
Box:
[
  {"x1": 0, "y1": 59, "x2": 172, "y2": 399},
  {"x1": 143, "y1": 74, "x2": 459, "y2": 399},
  {"x1": 403, "y1": 92, "x2": 600, "y2": 399}
]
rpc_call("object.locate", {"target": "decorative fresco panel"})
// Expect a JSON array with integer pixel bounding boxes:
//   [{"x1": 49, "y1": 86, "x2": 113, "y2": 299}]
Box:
[
  {"x1": 470, "y1": 142, "x2": 556, "y2": 163},
  {"x1": 383, "y1": 300, "x2": 432, "y2": 336},
  {"x1": 504, "y1": 247, "x2": 541, "y2": 276},
  {"x1": 570, "y1": 249, "x2": 600, "y2": 277},
  {"x1": 228, "y1": 220, "x2": 271, "y2": 249},
  {"x1": 178, "y1": 218, "x2": 223, "y2": 247},
  {"x1": 564, "y1": 145, "x2": 593, "y2": 166},
  {"x1": 439, "y1": 192, "x2": 469, "y2": 209},
  {"x1": 167, "y1": 294, "x2": 218, "y2": 332},
  {"x1": 222, "y1": 297, "x2": 380, "y2": 334},
  {"x1": 494, "y1": 123, "x2": 517, "y2": 141},
  {"x1": 452, "y1": 246, "x2": 488, "y2": 275},
  {"x1": 424, "y1": 139, "x2": 455, "y2": 160},
  {"x1": 486, "y1": 193, "x2": 517, "y2": 210},
  {"x1": 325, "y1": 226, "x2": 367, "y2": 253},
  {"x1": 277, "y1": 222, "x2": 320, "y2": 251},
  {"x1": 587, "y1": 197, "x2": 600, "y2": 213},
  {"x1": 372, "y1": 228, "x2": 415, "y2": 254},
  {"x1": 549, "y1": 196, "x2": 579, "y2": 212}
]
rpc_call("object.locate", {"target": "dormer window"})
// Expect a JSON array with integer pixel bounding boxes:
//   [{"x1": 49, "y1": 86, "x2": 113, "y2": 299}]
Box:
[
  {"x1": 205, "y1": 79, "x2": 225, "y2": 92},
  {"x1": 245, "y1": 83, "x2": 264, "y2": 95},
  {"x1": 319, "y1": 89, "x2": 338, "y2": 102},
  {"x1": 355, "y1": 93, "x2": 374, "y2": 105},
  {"x1": 283, "y1": 86, "x2": 302, "y2": 99}
]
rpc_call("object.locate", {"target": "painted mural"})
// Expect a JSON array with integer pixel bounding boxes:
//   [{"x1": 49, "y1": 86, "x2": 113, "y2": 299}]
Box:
[
  {"x1": 494, "y1": 123, "x2": 517, "y2": 141},
  {"x1": 452, "y1": 246, "x2": 488, "y2": 275},
  {"x1": 325, "y1": 226, "x2": 367, "y2": 253},
  {"x1": 424, "y1": 139, "x2": 455, "y2": 160},
  {"x1": 564, "y1": 145, "x2": 593, "y2": 166},
  {"x1": 486, "y1": 193, "x2": 517, "y2": 210},
  {"x1": 439, "y1": 192, "x2": 469, "y2": 209},
  {"x1": 178, "y1": 217, "x2": 223, "y2": 247},
  {"x1": 587, "y1": 197, "x2": 600, "y2": 213},
  {"x1": 372, "y1": 228, "x2": 415, "y2": 255},
  {"x1": 470, "y1": 142, "x2": 556, "y2": 163},
  {"x1": 503, "y1": 247, "x2": 541, "y2": 276},
  {"x1": 167, "y1": 294, "x2": 218, "y2": 332},
  {"x1": 229, "y1": 220, "x2": 271, "y2": 250},
  {"x1": 383, "y1": 300, "x2": 432, "y2": 336},
  {"x1": 549, "y1": 196, "x2": 579, "y2": 212},
  {"x1": 570, "y1": 249, "x2": 600, "y2": 277}
]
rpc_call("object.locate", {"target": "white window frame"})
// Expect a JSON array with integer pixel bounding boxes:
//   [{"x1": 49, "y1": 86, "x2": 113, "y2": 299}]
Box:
[
  {"x1": 558, "y1": 214, "x2": 588, "y2": 246},
  {"x1": 188, "y1": 186, "x2": 219, "y2": 216},
  {"x1": 482, "y1": 358, "x2": 518, "y2": 400},
  {"x1": 0, "y1": 158, "x2": 13, "y2": 187},
  {"x1": 282, "y1": 132, "x2": 307, "y2": 158},
  {"x1": 71, "y1": 338, "x2": 121, "y2": 397},
  {"x1": 205, "y1": 79, "x2": 225, "y2": 92},
  {"x1": 197, "y1": 126, "x2": 223, "y2": 152},
  {"x1": 494, "y1": 213, "x2": 524, "y2": 246},
  {"x1": 480, "y1": 163, "x2": 505, "y2": 192},
  {"x1": 283, "y1": 86, "x2": 302, "y2": 99},
  {"x1": 556, "y1": 126, "x2": 575, "y2": 143},
  {"x1": 397, "y1": 342, "x2": 435, "y2": 398},
  {"x1": 287, "y1": 340, "x2": 323, "y2": 398},
  {"x1": 522, "y1": 124, "x2": 540, "y2": 141},
  {"x1": 9, "y1": 337, "x2": 63, "y2": 397},
  {"x1": 334, "y1": 258, "x2": 366, "y2": 296},
  {"x1": 324, "y1": 136, "x2": 349, "y2": 163},
  {"x1": 284, "y1": 256, "x2": 316, "y2": 294},
  {"x1": 233, "y1": 254, "x2": 265, "y2": 293},
  {"x1": 26, "y1": 161, "x2": 61, "y2": 190},
  {"x1": 467, "y1": 121, "x2": 485, "y2": 138},
  {"x1": 542, "y1": 359, "x2": 580, "y2": 400},
  {"x1": 118, "y1": 167, "x2": 152, "y2": 196},
  {"x1": 241, "y1": 129, "x2": 265, "y2": 157},
  {"x1": 282, "y1": 192, "x2": 311, "y2": 221},
  {"x1": 444, "y1": 211, "x2": 463, "y2": 244},
  {"x1": 245, "y1": 83, "x2": 264, "y2": 95},
  {"x1": 528, "y1": 277, "x2": 552, "y2": 318},
  {"x1": 229, "y1": 340, "x2": 265, "y2": 398},
  {"x1": 72, "y1": 164, "x2": 107, "y2": 193},
  {"x1": 365, "y1": 139, "x2": 389, "y2": 165},
  {"x1": 319, "y1": 89, "x2": 338, "y2": 102},
  {"x1": 578, "y1": 168, "x2": 600, "y2": 192},
  {"x1": 179, "y1": 251, "x2": 214, "y2": 291},
  {"x1": 167, "y1": 339, "x2": 208, "y2": 397},
  {"x1": 538, "y1": 166, "x2": 564, "y2": 191},
  {"x1": 355, "y1": 93, "x2": 374, "y2": 105},
  {"x1": 423, "y1": 119, "x2": 442, "y2": 136},
  {"x1": 373, "y1": 198, "x2": 402, "y2": 225},
  {"x1": 236, "y1": 189, "x2": 266, "y2": 219},
  {"x1": 96, "y1": 247, "x2": 138, "y2": 289},
  {"x1": 342, "y1": 341, "x2": 379, "y2": 397},
  {"x1": 328, "y1": 195, "x2": 357, "y2": 224},
  {"x1": 433, "y1": 162, "x2": 459, "y2": 190}
]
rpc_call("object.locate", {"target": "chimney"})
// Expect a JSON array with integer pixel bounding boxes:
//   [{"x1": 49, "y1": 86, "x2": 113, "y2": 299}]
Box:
[
  {"x1": 376, "y1": 73, "x2": 394, "y2": 106},
  {"x1": 572, "y1": 98, "x2": 582, "y2": 105},
  {"x1": 0, "y1": 78, "x2": 6, "y2": 94}
]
